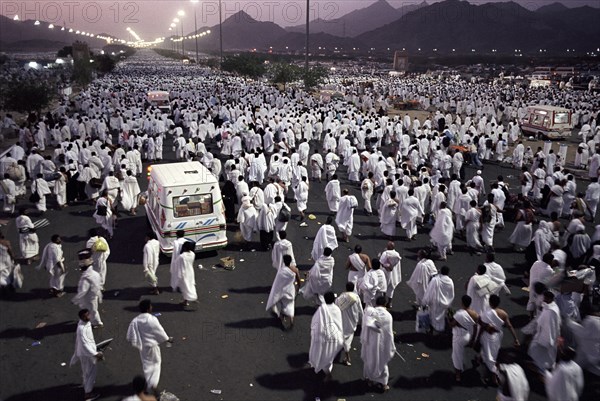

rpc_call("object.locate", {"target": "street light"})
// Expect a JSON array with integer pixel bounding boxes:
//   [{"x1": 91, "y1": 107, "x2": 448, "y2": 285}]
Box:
[
  {"x1": 178, "y1": 10, "x2": 185, "y2": 56},
  {"x1": 305, "y1": 0, "x2": 309, "y2": 84},
  {"x1": 191, "y1": 0, "x2": 199, "y2": 63}
]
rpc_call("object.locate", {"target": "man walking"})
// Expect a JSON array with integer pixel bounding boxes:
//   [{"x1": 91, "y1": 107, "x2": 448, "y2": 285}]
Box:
[
  {"x1": 37, "y1": 234, "x2": 66, "y2": 297},
  {"x1": 127, "y1": 300, "x2": 173, "y2": 393},
  {"x1": 72, "y1": 249, "x2": 104, "y2": 329},
  {"x1": 361, "y1": 295, "x2": 395, "y2": 392},
  {"x1": 70, "y1": 309, "x2": 103, "y2": 401}
]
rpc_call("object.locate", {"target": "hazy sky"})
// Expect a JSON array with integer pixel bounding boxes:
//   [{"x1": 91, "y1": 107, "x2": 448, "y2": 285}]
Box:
[{"x1": 2, "y1": 0, "x2": 599, "y2": 40}]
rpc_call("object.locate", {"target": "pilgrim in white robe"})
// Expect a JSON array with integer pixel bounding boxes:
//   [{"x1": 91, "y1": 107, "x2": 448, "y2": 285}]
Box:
[
  {"x1": 335, "y1": 291, "x2": 363, "y2": 353},
  {"x1": 379, "y1": 198, "x2": 399, "y2": 237},
  {"x1": 266, "y1": 263, "x2": 298, "y2": 319},
  {"x1": 169, "y1": 237, "x2": 188, "y2": 290},
  {"x1": 336, "y1": 195, "x2": 358, "y2": 237},
  {"x1": 300, "y1": 255, "x2": 335, "y2": 304},
  {"x1": 324, "y1": 179, "x2": 341, "y2": 213},
  {"x1": 529, "y1": 301, "x2": 561, "y2": 372},
  {"x1": 423, "y1": 273, "x2": 455, "y2": 331},
  {"x1": 347, "y1": 252, "x2": 367, "y2": 289},
  {"x1": 484, "y1": 261, "x2": 510, "y2": 295},
  {"x1": 407, "y1": 258, "x2": 438, "y2": 306},
  {"x1": 361, "y1": 306, "x2": 396, "y2": 386},
  {"x1": 481, "y1": 203, "x2": 497, "y2": 247},
  {"x1": 465, "y1": 207, "x2": 483, "y2": 250},
  {"x1": 72, "y1": 268, "x2": 104, "y2": 326},
  {"x1": 100, "y1": 175, "x2": 120, "y2": 203},
  {"x1": 16, "y1": 215, "x2": 38, "y2": 259},
  {"x1": 309, "y1": 303, "x2": 344, "y2": 374},
  {"x1": 567, "y1": 315, "x2": 600, "y2": 375},
  {"x1": 271, "y1": 238, "x2": 295, "y2": 270},
  {"x1": 497, "y1": 363, "x2": 530, "y2": 401},
  {"x1": 37, "y1": 241, "x2": 65, "y2": 291},
  {"x1": 545, "y1": 360, "x2": 584, "y2": 401},
  {"x1": 401, "y1": 196, "x2": 424, "y2": 239},
  {"x1": 54, "y1": 172, "x2": 67, "y2": 206},
  {"x1": 361, "y1": 178, "x2": 374, "y2": 214},
  {"x1": 143, "y1": 238, "x2": 161, "y2": 288},
  {"x1": 93, "y1": 196, "x2": 114, "y2": 237},
  {"x1": 311, "y1": 224, "x2": 338, "y2": 261},
  {"x1": 430, "y1": 208, "x2": 454, "y2": 259},
  {"x1": 173, "y1": 251, "x2": 197, "y2": 302},
  {"x1": 480, "y1": 308, "x2": 505, "y2": 375},
  {"x1": 452, "y1": 309, "x2": 476, "y2": 371},
  {"x1": 380, "y1": 249, "x2": 402, "y2": 300},
  {"x1": 466, "y1": 273, "x2": 499, "y2": 316},
  {"x1": 127, "y1": 313, "x2": 170, "y2": 390},
  {"x1": 237, "y1": 196, "x2": 258, "y2": 242},
  {"x1": 86, "y1": 236, "x2": 110, "y2": 289},
  {"x1": 347, "y1": 153, "x2": 361, "y2": 182},
  {"x1": 32, "y1": 177, "x2": 51, "y2": 211},
  {"x1": 0, "y1": 178, "x2": 16, "y2": 213},
  {"x1": 360, "y1": 268, "x2": 387, "y2": 307},
  {"x1": 69, "y1": 320, "x2": 99, "y2": 394},
  {"x1": 121, "y1": 175, "x2": 141, "y2": 212},
  {"x1": 295, "y1": 180, "x2": 309, "y2": 212}
]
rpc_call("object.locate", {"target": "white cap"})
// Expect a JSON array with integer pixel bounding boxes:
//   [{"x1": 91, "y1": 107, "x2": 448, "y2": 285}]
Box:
[{"x1": 477, "y1": 170, "x2": 482, "y2": 175}]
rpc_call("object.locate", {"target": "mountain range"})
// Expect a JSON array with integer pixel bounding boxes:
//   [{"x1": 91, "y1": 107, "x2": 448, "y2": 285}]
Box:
[
  {"x1": 0, "y1": 16, "x2": 109, "y2": 53},
  {"x1": 1, "y1": 1, "x2": 599, "y2": 55}
]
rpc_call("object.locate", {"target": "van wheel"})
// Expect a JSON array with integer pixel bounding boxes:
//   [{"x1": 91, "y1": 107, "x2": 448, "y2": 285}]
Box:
[{"x1": 537, "y1": 132, "x2": 545, "y2": 140}]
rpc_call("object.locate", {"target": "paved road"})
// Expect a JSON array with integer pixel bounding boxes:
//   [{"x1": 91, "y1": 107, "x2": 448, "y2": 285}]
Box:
[{"x1": 1, "y1": 135, "x2": 599, "y2": 401}]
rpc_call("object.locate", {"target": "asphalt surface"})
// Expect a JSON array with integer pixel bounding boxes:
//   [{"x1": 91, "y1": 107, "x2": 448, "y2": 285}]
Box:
[{"x1": 1, "y1": 135, "x2": 599, "y2": 401}]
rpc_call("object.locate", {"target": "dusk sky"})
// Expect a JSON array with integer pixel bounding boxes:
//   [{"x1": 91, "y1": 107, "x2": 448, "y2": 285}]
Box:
[{"x1": 2, "y1": 0, "x2": 599, "y2": 41}]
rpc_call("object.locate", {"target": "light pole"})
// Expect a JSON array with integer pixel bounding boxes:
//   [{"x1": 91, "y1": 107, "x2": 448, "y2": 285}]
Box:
[
  {"x1": 171, "y1": 21, "x2": 179, "y2": 53},
  {"x1": 178, "y1": 10, "x2": 185, "y2": 56},
  {"x1": 191, "y1": 0, "x2": 199, "y2": 63},
  {"x1": 169, "y1": 22, "x2": 177, "y2": 50},
  {"x1": 305, "y1": 0, "x2": 310, "y2": 84},
  {"x1": 219, "y1": 0, "x2": 223, "y2": 65}
]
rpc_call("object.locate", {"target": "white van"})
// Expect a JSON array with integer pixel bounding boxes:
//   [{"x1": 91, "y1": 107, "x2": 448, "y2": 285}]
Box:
[
  {"x1": 145, "y1": 162, "x2": 227, "y2": 256},
  {"x1": 147, "y1": 91, "x2": 171, "y2": 114},
  {"x1": 520, "y1": 105, "x2": 573, "y2": 140}
]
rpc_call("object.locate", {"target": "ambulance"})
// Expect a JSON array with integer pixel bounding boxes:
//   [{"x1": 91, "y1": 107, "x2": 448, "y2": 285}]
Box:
[
  {"x1": 144, "y1": 162, "x2": 227, "y2": 256},
  {"x1": 520, "y1": 105, "x2": 573, "y2": 140},
  {"x1": 147, "y1": 91, "x2": 172, "y2": 114}
]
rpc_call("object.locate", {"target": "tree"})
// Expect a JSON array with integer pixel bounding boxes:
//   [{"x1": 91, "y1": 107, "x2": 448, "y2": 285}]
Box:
[
  {"x1": 3, "y1": 80, "x2": 55, "y2": 114},
  {"x1": 57, "y1": 46, "x2": 73, "y2": 58},
  {"x1": 303, "y1": 66, "x2": 329, "y2": 90},
  {"x1": 93, "y1": 54, "x2": 116, "y2": 74},
  {"x1": 270, "y1": 63, "x2": 302, "y2": 90},
  {"x1": 221, "y1": 54, "x2": 266, "y2": 79}
]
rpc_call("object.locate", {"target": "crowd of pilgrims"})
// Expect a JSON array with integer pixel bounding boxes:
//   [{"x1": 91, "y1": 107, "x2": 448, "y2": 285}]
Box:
[{"x1": 0, "y1": 50, "x2": 599, "y2": 400}]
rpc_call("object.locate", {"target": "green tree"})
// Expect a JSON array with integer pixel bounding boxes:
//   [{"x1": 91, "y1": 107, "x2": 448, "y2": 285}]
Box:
[
  {"x1": 303, "y1": 66, "x2": 329, "y2": 90},
  {"x1": 3, "y1": 80, "x2": 55, "y2": 114},
  {"x1": 270, "y1": 63, "x2": 301, "y2": 90},
  {"x1": 221, "y1": 54, "x2": 266, "y2": 79}
]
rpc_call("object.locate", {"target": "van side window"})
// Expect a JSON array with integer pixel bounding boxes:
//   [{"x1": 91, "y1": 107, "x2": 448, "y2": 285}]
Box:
[
  {"x1": 173, "y1": 194, "x2": 214, "y2": 218},
  {"x1": 554, "y1": 112, "x2": 569, "y2": 125}
]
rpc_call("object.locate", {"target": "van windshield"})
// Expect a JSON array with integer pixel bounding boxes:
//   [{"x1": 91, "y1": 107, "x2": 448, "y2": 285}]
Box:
[{"x1": 173, "y1": 194, "x2": 213, "y2": 218}]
